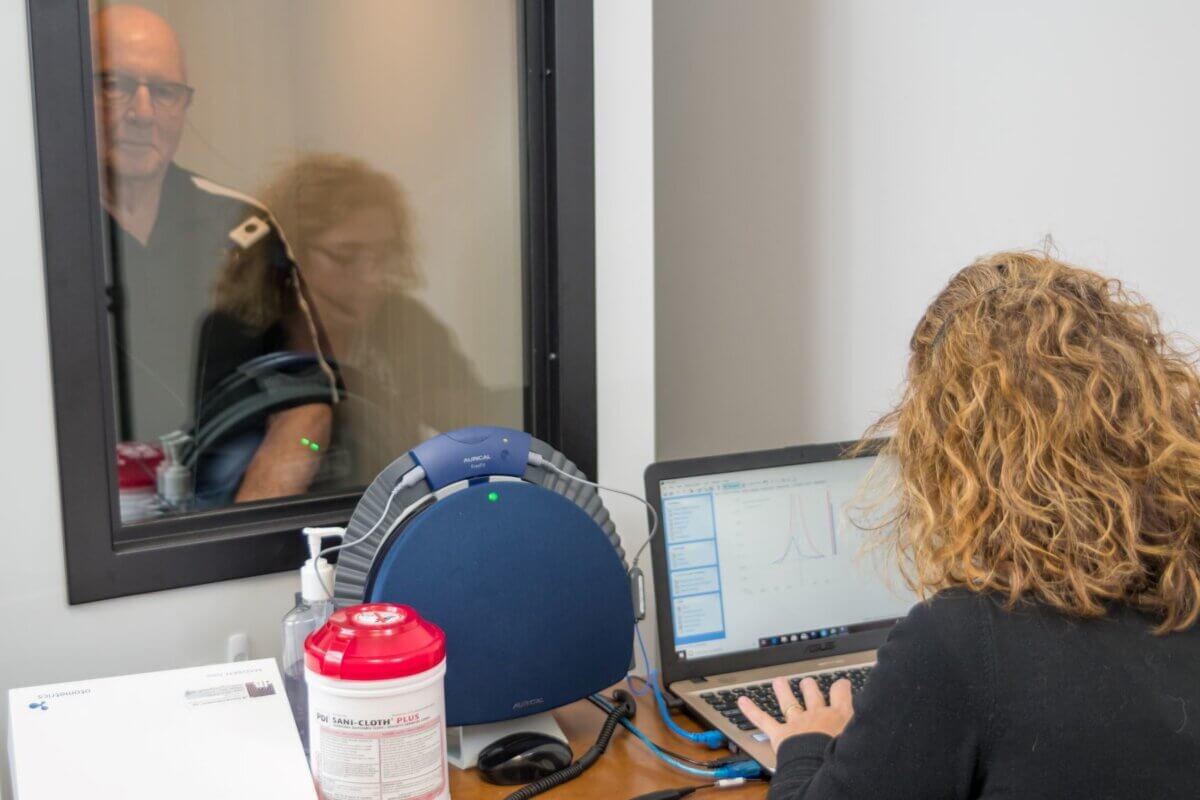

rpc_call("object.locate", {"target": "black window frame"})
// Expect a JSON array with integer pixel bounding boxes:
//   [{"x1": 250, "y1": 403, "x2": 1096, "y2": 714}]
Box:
[{"x1": 27, "y1": 0, "x2": 596, "y2": 604}]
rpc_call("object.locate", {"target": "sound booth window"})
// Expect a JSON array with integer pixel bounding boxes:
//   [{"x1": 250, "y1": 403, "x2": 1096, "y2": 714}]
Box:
[
  {"x1": 93, "y1": 1, "x2": 525, "y2": 521},
  {"x1": 30, "y1": 0, "x2": 595, "y2": 601}
]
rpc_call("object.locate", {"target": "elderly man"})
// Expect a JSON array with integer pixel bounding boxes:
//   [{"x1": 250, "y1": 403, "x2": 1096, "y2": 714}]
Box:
[{"x1": 97, "y1": 4, "x2": 331, "y2": 505}]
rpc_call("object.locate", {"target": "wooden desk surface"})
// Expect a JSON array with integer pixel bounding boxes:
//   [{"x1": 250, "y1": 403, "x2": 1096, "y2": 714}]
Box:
[{"x1": 448, "y1": 692, "x2": 767, "y2": 799}]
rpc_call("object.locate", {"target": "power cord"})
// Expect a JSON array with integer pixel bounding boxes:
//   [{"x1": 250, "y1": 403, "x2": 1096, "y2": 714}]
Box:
[{"x1": 501, "y1": 690, "x2": 638, "y2": 800}]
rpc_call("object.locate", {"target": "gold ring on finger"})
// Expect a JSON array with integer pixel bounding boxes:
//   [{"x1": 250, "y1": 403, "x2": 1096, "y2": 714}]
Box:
[{"x1": 782, "y1": 702, "x2": 802, "y2": 718}]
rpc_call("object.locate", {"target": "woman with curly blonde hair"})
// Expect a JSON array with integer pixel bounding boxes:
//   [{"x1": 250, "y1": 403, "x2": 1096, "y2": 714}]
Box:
[
  {"x1": 740, "y1": 252, "x2": 1200, "y2": 798},
  {"x1": 195, "y1": 154, "x2": 486, "y2": 497}
]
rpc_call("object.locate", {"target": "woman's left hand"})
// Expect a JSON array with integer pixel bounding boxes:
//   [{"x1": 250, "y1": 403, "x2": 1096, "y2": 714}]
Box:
[{"x1": 736, "y1": 676, "x2": 854, "y2": 753}]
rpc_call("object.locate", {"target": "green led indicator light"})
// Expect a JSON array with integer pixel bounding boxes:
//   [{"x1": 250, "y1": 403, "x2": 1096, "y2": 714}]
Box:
[
  {"x1": 487, "y1": 491, "x2": 500, "y2": 502},
  {"x1": 300, "y1": 438, "x2": 311, "y2": 446},
  {"x1": 310, "y1": 442, "x2": 320, "y2": 452}
]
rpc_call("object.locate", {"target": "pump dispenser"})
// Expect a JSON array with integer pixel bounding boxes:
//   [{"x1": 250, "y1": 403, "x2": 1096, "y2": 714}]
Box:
[
  {"x1": 300, "y1": 528, "x2": 336, "y2": 604},
  {"x1": 157, "y1": 431, "x2": 193, "y2": 512},
  {"x1": 282, "y1": 526, "x2": 342, "y2": 757}
]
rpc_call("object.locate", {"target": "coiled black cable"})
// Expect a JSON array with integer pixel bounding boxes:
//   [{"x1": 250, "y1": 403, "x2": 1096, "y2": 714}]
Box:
[{"x1": 502, "y1": 690, "x2": 637, "y2": 800}]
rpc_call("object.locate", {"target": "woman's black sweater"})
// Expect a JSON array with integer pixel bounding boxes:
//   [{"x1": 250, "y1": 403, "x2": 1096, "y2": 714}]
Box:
[{"x1": 769, "y1": 589, "x2": 1200, "y2": 799}]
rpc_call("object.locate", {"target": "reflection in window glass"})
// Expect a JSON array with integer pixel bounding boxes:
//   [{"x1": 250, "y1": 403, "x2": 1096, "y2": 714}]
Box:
[{"x1": 94, "y1": 1, "x2": 524, "y2": 522}]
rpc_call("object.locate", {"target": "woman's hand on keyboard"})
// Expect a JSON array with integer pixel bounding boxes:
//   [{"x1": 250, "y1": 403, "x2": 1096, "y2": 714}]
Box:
[{"x1": 736, "y1": 676, "x2": 854, "y2": 752}]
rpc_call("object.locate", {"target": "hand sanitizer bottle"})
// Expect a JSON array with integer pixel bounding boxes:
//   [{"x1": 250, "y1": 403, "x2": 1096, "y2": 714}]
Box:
[{"x1": 282, "y1": 526, "x2": 341, "y2": 758}]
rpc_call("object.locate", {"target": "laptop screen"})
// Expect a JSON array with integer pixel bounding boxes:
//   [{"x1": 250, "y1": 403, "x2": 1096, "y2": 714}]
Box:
[{"x1": 658, "y1": 454, "x2": 914, "y2": 662}]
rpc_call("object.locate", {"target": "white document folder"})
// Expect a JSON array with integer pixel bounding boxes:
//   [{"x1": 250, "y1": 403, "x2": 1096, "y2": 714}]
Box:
[{"x1": 8, "y1": 658, "x2": 317, "y2": 800}]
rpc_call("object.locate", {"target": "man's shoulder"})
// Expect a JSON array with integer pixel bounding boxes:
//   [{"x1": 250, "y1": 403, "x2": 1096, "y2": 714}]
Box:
[
  {"x1": 175, "y1": 166, "x2": 266, "y2": 211},
  {"x1": 166, "y1": 164, "x2": 291, "y2": 256},
  {"x1": 169, "y1": 164, "x2": 266, "y2": 217}
]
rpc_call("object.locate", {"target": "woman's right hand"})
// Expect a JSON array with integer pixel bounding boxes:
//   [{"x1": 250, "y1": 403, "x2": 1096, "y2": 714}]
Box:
[{"x1": 736, "y1": 676, "x2": 855, "y2": 753}]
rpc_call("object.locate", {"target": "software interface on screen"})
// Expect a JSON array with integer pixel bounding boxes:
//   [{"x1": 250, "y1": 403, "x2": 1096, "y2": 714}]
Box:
[{"x1": 660, "y1": 456, "x2": 915, "y2": 662}]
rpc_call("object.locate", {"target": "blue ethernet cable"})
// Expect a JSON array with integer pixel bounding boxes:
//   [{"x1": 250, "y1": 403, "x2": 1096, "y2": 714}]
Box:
[
  {"x1": 589, "y1": 694, "x2": 762, "y2": 780},
  {"x1": 633, "y1": 623, "x2": 727, "y2": 750}
]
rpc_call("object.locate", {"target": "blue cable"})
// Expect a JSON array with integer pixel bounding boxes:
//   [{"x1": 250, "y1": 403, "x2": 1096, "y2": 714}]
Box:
[
  {"x1": 649, "y1": 675, "x2": 726, "y2": 750},
  {"x1": 632, "y1": 623, "x2": 726, "y2": 750},
  {"x1": 626, "y1": 624, "x2": 654, "y2": 696},
  {"x1": 590, "y1": 695, "x2": 762, "y2": 780},
  {"x1": 634, "y1": 621, "x2": 654, "y2": 673},
  {"x1": 626, "y1": 674, "x2": 653, "y2": 697}
]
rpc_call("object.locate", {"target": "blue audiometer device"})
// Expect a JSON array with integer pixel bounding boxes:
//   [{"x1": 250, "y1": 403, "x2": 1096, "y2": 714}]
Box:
[{"x1": 333, "y1": 426, "x2": 635, "y2": 728}]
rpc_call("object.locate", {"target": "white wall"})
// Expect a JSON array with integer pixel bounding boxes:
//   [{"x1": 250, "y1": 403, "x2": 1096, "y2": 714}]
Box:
[
  {"x1": 655, "y1": 0, "x2": 1200, "y2": 458},
  {"x1": 1, "y1": 4, "x2": 658, "y2": 799}
]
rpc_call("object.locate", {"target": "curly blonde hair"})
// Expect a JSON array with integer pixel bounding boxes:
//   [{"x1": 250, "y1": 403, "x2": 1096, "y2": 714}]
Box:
[
  {"x1": 864, "y1": 251, "x2": 1200, "y2": 633},
  {"x1": 213, "y1": 152, "x2": 422, "y2": 329}
]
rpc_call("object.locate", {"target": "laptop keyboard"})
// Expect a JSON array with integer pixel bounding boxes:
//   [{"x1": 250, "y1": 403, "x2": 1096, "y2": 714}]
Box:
[{"x1": 699, "y1": 667, "x2": 873, "y2": 731}]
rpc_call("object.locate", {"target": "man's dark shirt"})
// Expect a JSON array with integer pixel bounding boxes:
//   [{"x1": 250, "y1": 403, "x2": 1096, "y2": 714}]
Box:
[
  {"x1": 107, "y1": 163, "x2": 292, "y2": 441},
  {"x1": 769, "y1": 589, "x2": 1200, "y2": 799}
]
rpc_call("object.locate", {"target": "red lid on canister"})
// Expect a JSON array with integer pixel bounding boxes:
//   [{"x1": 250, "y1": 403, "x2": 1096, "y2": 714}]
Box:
[
  {"x1": 304, "y1": 603, "x2": 445, "y2": 681},
  {"x1": 116, "y1": 443, "x2": 163, "y2": 490}
]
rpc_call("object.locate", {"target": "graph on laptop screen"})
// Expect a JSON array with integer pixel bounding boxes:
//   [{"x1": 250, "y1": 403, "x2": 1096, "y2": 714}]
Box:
[{"x1": 659, "y1": 455, "x2": 915, "y2": 662}]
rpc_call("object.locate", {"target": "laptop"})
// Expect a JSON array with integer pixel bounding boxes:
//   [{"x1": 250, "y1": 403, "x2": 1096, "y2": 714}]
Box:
[{"x1": 644, "y1": 440, "x2": 915, "y2": 771}]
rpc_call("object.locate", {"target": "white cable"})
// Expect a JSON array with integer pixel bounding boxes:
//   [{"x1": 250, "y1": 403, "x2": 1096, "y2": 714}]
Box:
[
  {"x1": 315, "y1": 493, "x2": 431, "y2": 602},
  {"x1": 314, "y1": 466, "x2": 427, "y2": 599},
  {"x1": 304, "y1": 526, "x2": 349, "y2": 539},
  {"x1": 378, "y1": 494, "x2": 433, "y2": 542},
  {"x1": 290, "y1": 277, "x2": 340, "y2": 405},
  {"x1": 527, "y1": 452, "x2": 660, "y2": 573}
]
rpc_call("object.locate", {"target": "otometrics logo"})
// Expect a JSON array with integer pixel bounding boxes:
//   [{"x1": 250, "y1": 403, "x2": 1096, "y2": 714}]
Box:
[{"x1": 26, "y1": 688, "x2": 89, "y2": 711}]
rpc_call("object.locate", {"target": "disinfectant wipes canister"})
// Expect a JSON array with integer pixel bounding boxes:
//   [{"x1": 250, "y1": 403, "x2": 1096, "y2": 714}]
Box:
[{"x1": 305, "y1": 603, "x2": 448, "y2": 800}]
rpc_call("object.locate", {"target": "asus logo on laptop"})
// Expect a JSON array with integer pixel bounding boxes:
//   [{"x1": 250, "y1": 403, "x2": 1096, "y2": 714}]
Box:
[{"x1": 807, "y1": 641, "x2": 835, "y2": 653}]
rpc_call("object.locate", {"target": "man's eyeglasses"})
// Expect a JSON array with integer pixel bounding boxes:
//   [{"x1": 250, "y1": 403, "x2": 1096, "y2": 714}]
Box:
[{"x1": 95, "y1": 72, "x2": 194, "y2": 113}]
